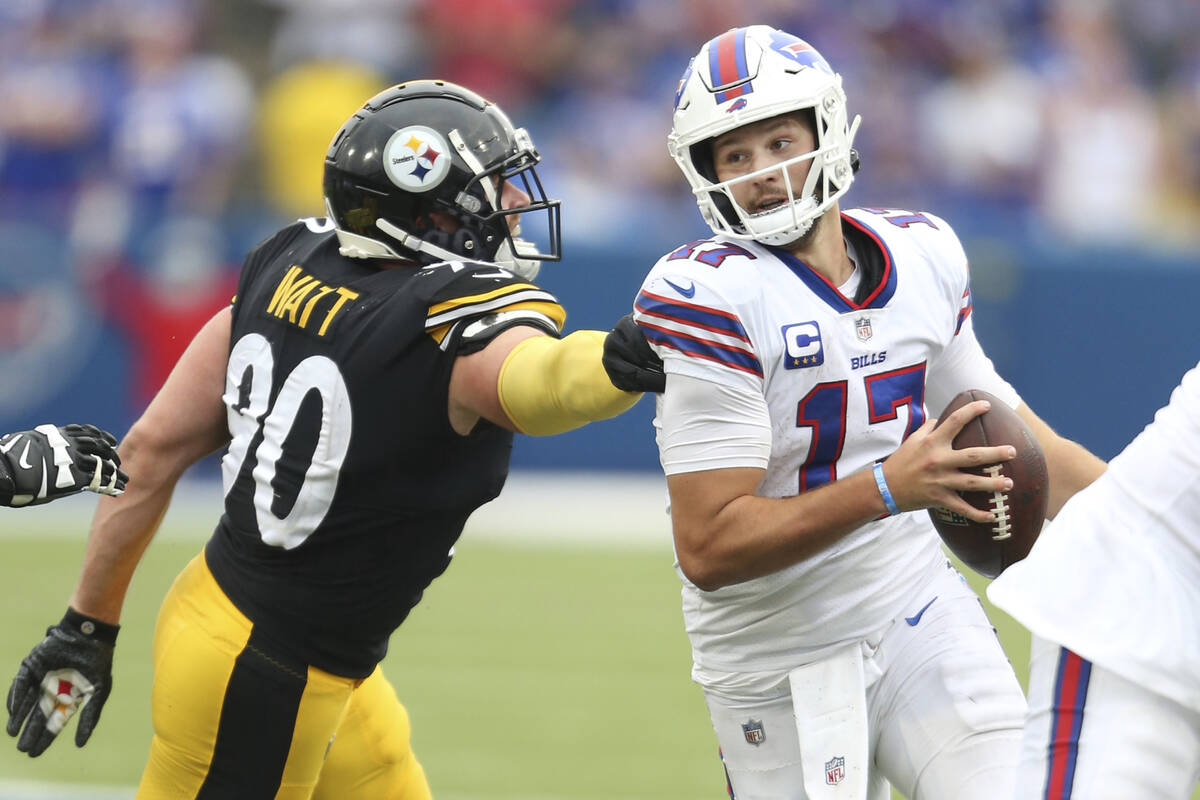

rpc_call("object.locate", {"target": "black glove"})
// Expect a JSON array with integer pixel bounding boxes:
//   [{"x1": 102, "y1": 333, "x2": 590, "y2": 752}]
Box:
[
  {"x1": 0, "y1": 423, "x2": 128, "y2": 507},
  {"x1": 603, "y1": 314, "x2": 665, "y2": 393},
  {"x1": 6, "y1": 608, "x2": 118, "y2": 757}
]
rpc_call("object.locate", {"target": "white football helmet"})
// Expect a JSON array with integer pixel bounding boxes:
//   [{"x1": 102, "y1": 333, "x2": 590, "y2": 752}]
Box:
[{"x1": 669, "y1": 26, "x2": 861, "y2": 246}]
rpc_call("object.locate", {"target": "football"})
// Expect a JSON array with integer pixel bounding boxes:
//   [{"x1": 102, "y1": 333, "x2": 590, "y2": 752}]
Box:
[{"x1": 927, "y1": 389, "x2": 1049, "y2": 579}]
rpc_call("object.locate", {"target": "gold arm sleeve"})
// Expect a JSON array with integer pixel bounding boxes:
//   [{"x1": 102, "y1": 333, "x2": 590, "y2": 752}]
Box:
[{"x1": 497, "y1": 331, "x2": 641, "y2": 436}]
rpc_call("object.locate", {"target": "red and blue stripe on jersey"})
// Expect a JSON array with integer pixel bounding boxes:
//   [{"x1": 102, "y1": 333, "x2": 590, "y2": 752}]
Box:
[
  {"x1": 1043, "y1": 647, "x2": 1092, "y2": 799},
  {"x1": 956, "y1": 287, "x2": 973, "y2": 334},
  {"x1": 635, "y1": 290, "x2": 762, "y2": 377},
  {"x1": 708, "y1": 28, "x2": 754, "y2": 104}
]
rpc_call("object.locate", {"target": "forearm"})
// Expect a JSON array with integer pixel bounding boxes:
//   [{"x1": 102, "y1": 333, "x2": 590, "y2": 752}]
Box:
[
  {"x1": 1041, "y1": 435, "x2": 1106, "y2": 517},
  {"x1": 68, "y1": 428, "x2": 191, "y2": 622},
  {"x1": 673, "y1": 399, "x2": 1017, "y2": 590},
  {"x1": 497, "y1": 331, "x2": 640, "y2": 435},
  {"x1": 1017, "y1": 403, "x2": 1106, "y2": 517},
  {"x1": 69, "y1": 308, "x2": 232, "y2": 622},
  {"x1": 671, "y1": 466, "x2": 889, "y2": 590}
]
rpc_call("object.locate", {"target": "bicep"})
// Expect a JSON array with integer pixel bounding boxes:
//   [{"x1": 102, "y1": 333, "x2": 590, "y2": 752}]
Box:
[
  {"x1": 659, "y1": 372, "x2": 771, "y2": 473},
  {"x1": 448, "y1": 325, "x2": 545, "y2": 433},
  {"x1": 660, "y1": 372, "x2": 771, "y2": 549}
]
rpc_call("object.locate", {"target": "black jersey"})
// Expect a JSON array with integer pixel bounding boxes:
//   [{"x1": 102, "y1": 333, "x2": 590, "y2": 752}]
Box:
[{"x1": 204, "y1": 218, "x2": 565, "y2": 678}]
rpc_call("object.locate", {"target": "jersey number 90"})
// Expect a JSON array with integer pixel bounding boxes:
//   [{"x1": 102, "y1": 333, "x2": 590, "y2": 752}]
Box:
[{"x1": 222, "y1": 333, "x2": 352, "y2": 549}]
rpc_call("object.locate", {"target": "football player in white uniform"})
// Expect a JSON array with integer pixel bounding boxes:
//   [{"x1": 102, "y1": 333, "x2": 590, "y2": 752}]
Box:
[
  {"x1": 611, "y1": 25, "x2": 1108, "y2": 799},
  {"x1": 988, "y1": 360, "x2": 1200, "y2": 799}
]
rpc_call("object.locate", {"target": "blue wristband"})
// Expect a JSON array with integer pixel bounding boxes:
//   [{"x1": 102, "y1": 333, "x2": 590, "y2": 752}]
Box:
[{"x1": 872, "y1": 461, "x2": 900, "y2": 516}]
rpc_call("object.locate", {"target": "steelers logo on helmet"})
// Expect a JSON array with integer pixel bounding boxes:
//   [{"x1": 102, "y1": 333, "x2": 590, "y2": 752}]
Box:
[{"x1": 383, "y1": 125, "x2": 452, "y2": 191}]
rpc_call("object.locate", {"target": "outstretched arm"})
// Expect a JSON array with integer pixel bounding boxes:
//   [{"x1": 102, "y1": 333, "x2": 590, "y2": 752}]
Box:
[{"x1": 448, "y1": 325, "x2": 641, "y2": 436}]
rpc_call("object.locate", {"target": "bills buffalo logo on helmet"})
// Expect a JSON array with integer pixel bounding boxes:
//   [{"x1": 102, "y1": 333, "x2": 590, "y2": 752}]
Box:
[{"x1": 768, "y1": 30, "x2": 835, "y2": 75}]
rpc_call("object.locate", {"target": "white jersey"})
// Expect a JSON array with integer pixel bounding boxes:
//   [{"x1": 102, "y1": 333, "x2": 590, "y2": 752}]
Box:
[
  {"x1": 634, "y1": 207, "x2": 1020, "y2": 687},
  {"x1": 988, "y1": 359, "x2": 1200, "y2": 713}
]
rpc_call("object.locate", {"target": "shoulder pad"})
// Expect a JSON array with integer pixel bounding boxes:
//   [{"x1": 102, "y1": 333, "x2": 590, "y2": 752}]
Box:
[
  {"x1": 422, "y1": 263, "x2": 565, "y2": 347},
  {"x1": 449, "y1": 308, "x2": 561, "y2": 355}
]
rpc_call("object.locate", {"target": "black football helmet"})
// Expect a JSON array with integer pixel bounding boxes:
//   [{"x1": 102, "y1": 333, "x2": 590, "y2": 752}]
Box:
[{"x1": 323, "y1": 80, "x2": 561, "y2": 279}]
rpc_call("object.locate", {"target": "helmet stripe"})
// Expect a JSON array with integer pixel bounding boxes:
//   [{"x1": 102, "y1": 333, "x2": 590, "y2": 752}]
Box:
[{"x1": 710, "y1": 28, "x2": 754, "y2": 103}]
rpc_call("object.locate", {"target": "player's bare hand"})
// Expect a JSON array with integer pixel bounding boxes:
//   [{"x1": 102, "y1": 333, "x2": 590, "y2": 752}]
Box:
[{"x1": 881, "y1": 399, "x2": 1014, "y2": 522}]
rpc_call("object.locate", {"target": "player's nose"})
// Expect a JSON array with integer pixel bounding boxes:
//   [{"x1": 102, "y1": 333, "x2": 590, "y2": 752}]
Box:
[
  {"x1": 746, "y1": 152, "x2": 783, "y2": 187},
  {"x1": 500, "y1": 181, "x2": 531, "y2": 211}
]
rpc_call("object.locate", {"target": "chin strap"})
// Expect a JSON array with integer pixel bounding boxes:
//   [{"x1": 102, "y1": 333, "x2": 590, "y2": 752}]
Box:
[
  {"x1": 374, "y1": 218, "x2": 464, "y2": 264},
  {"x1": 331, "y1": 214, "x2": 546, "y2": 282}
]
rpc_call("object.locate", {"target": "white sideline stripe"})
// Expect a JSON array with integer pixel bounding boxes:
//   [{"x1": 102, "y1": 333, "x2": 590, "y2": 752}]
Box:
[{"x1": 0, "y1": 471, "x2": 674, "y2": 550}]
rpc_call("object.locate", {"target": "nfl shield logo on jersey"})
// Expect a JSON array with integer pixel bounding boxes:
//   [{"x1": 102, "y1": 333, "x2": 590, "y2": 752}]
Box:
[
  {"x1": 854, "y1": 316, "x2": 873, "y2": 342},
  {"x1": 825, "y1": 755, "x2": 845, "y2": 785},
  {"x1": 742, "y1": 719, "x2": 766, "y2": 746}
]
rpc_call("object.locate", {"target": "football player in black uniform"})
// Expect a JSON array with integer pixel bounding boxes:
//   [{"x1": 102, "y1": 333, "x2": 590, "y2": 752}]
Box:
[
  {"x1": 0, "y1": 423, "x2": 126, "y2": 507},
  {"x1": 5, "y1": 81, "x2": 654, "y2": 798}
]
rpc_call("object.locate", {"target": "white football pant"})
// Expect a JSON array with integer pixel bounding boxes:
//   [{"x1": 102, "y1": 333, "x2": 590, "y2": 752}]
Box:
[
  {"x1": 706, "y1": 565, "x2": 1025, "y2": 799},
  {"x1": 1016, "y1": 635, "x2": 1200, "y2": 799}
]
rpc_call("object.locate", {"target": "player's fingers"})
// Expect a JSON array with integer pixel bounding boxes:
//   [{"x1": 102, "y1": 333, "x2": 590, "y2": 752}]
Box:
[
  {"x1": 15, "y1": 707, "x2": 49, "y2": 755},
  {"x1": 72, "y1": 437, "x2": 121, "y2": 465},
  {"x1": 6, "y1": 676, "x2": 36, "y2": 736},
  {"x1": 952, "y1": 444, "x2": 1016, "y2": 467},
  {"x1": 936, "y1": 494, "x2": 997, "y2": 524},
  {"x1": 75, "y1": 686, "x2": 108, "y2": 747},
  {"x1": 90, "y1": 460, "x2": 127, "y2": 496},
  {"x1": 934, "y1": 399, "x2": 992, "y2": 439},
  {"x1": 65, "y1": 423, "x2": 109, "y2": 441},
  {"x1": 945, "y1": 470, "x2": 1013, "y2": 495}
]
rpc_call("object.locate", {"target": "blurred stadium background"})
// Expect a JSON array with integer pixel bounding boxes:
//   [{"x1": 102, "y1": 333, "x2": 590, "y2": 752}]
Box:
[{"x1": 2, "y1": 0, "x2": 1199, "y2": 797}]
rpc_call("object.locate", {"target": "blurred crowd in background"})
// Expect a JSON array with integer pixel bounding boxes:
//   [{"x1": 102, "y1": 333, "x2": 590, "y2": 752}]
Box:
[{"x1": 1, "y1": 0, "x2": 1199, "y2": 429}]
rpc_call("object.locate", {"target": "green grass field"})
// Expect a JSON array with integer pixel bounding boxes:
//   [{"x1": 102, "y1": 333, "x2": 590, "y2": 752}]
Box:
[{"x1": 0, "y1": 484, "x2": 1117, "y2": 799}]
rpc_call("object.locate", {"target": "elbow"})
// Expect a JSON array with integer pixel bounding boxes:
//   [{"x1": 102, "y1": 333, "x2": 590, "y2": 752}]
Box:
[
  {"x1": 676, "y1": 543, "x2": 730, "y2": 592},
  {"x1": 117, "y1": 421, "x2": 192, "y2": 489}
]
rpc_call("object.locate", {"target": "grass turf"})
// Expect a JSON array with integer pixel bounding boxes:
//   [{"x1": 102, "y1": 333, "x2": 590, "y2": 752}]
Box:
[{"x1": 0, "y1": 520, "x2": 1089, "y2": 799}]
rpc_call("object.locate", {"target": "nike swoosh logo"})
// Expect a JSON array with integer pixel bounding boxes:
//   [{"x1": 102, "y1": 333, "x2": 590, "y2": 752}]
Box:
[
  {"x1": 471, "y1": 269, "x2": 512, "y2": 279},
  {"x1": 18, "y1": 441, "x2": 33, "y2": 470},
  {"x1": 0, "y1": 435, "x2": 21, "y2": 454},
  {"x1": 663, "y1": 278, "x2": 695, "y2": 298},
  {"x1": 904, "y1": 596, "x2": 938, "y2": 626}
]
